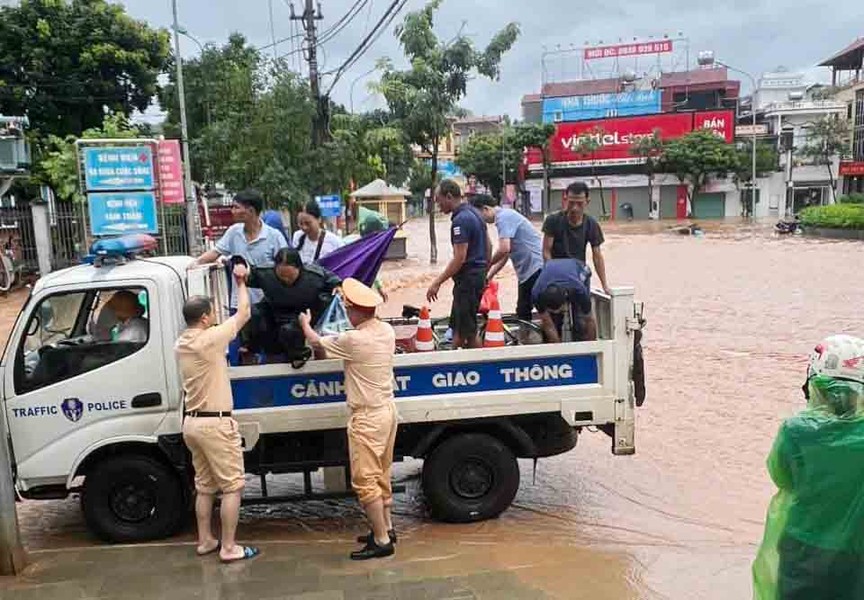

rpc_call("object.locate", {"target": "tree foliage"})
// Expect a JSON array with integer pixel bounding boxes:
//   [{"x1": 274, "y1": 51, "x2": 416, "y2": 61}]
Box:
[
  {"x1": 660, "y1": 129, "x2": 740, "y2": 211},
  {"x1": 39, "y1": 112, "x2": 148, "y2": 203},
  {"x1": 0, "y1": 0, "x2": 170, "y2": 138},
  {"x1": 798, "y1": 116, "x2": 851, "y2": 202},
  {"x1": 455, "y1": 129, "x2": 521, "y2": 200},
  {"x1": 735, "y1": 139, "x2": 779, "y2": 182},
  {"x1": 158, "y1": 35, "x2": 414, "y2": 211},
  {"x1": 376, "y1": 0, "x2": 520, "y2": 262},
  {"x1": 571, "y1": 126, "x2": 608, "y2": 216}
]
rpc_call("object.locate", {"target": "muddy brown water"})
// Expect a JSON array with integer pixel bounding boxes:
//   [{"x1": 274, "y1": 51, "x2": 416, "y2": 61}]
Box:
[{"x1": 2, "y1": 219, "x2": 863, "y2": 598}]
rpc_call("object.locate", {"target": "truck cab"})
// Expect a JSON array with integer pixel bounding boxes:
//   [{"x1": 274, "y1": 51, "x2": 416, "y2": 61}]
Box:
[{"x1": 1, "y1": 249, "x2": 645, "y2": 543}]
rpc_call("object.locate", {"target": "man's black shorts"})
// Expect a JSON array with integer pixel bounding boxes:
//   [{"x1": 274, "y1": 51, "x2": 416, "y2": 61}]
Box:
[
  {"x1": 450, "y1": 268, "x2": 486, "y2": 341},
  {"x1": 517, "y1": 269, "x2": 542, "y2": 322}
]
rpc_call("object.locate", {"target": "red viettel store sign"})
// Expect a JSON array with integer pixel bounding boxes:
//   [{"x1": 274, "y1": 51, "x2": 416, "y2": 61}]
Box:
[
  {"x1": 839, "y1": 161, "x2": 864, "y2": 176},
  {"x1": 526, "y1": 110, "x2": 734, "y2": 171}
]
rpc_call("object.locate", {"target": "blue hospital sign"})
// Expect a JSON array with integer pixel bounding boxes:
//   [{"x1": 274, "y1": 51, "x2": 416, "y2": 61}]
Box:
[
  {"x1": 88, "y1": 191, "x2": 158, "y2": 235},
  {"x1": 83, "y1": 146, "x2": 155, "y2": 191},
  {"x1": 316, "y1": 194, "x2": 342, "y2": 218}
]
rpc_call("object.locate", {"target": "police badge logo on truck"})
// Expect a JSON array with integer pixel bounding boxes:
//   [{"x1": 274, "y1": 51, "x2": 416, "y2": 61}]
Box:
[{"x1": 61, "y1": 398, "x2": 84, "y2": 423}]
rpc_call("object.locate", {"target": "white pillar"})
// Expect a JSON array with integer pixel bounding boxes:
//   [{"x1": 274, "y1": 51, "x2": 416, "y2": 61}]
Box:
[{"x1": 31, "y1": 203, "x2": 52, "y2": 275}]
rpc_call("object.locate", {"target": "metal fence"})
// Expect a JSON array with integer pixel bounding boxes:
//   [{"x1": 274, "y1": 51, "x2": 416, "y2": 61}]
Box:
[{"x1": 0, "y1": 198, "x2": 199, "y2": 277}]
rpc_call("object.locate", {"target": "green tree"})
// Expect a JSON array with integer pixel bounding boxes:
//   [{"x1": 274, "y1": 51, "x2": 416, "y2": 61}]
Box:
[
  {"x1": 39, "y1": 113, "x2": 145, "y2": 203},
  {"x1": 798, "y1": 116, "x2": 851, "y2": 203},
  {"x1": 734, "y1": 139, "x2": 778, "y2": 217},
  {"x1": 510, "y1": 122, "x2": 555, "y2": 212},
  {"x1": 455, "y1": 130, "x2": 521, "y2": 200},
  {"x1": 630, "y1": 131, "x2": 664, "y2": 217},
  {"x1": 571, "y1": 126, "x2": 608, "y2": 217},
  {"x1": 376, "y1": 0, "x2": 520, "y2": 263},
  {"x1": 660, "y1": 129, "x2": 740, "y2": 216},
  {"x1": 0, "y1": 0, "x2": 170, "y2": 138}
]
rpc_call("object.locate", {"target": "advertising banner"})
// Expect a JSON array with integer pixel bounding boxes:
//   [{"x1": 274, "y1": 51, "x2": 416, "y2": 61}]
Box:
[
  {"x1": 83, "y1": 146, "x2": 154, "y2": 191},
  {"x1": 527, "y1": 111, "x2": 735, "y2": 170},
  {"x1": 694, "y1": 110, "x2": 735, "y2": 143},
  {"x1": 88, "y1": 191, "x2": 159, "y2": 235},
  {"x1": 157, "y1": 140, "x2": 185, "y2": 204},
  {"x1": 528, "y1": 113, "x2": 693, "y2": 169},
  {"x1": 542, "y1": 90, "x2": 661, "y2": 123},
  {"x1": 839, "y1": 161, "x2": 864, "y2": 176},
  {"x1": 584, "y1": 40, "x2": 673, "y2": 61}
]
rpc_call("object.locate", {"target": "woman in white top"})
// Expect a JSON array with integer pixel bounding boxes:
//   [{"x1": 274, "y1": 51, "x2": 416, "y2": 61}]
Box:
[{"x1": 292, "y1": 199, "x2": 342, "y2": 264}]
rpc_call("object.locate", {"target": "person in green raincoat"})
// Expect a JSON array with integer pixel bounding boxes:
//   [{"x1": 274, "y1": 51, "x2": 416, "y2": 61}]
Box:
[{"x1": 753, "y1": 334, "x2": 864, "y2": 600}]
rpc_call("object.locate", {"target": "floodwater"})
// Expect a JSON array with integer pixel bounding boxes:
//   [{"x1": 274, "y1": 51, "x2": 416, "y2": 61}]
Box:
[{"x1": 3, "y1": 218, "x2": 864, "y2": 599}]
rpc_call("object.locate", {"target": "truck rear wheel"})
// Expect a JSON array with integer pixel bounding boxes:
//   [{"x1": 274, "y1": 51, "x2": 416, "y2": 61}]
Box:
[
  {"x1": 422, "y1": 433, "x2": 520, "y2": 523},
  {"x1": 82, "y1": 455, "x2": 185, "y2": 543}
]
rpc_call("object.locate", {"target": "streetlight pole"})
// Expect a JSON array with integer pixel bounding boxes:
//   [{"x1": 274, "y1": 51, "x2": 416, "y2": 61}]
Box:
[
  {"x1": 720, "y1": 62, "x2": 758, "y2": 219},
  {"x1": 171, "y1": 0, "x2": 199, "y2": 254}
]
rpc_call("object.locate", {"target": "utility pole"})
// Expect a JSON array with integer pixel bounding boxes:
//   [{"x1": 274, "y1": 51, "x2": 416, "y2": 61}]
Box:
[
  {"x1": 0, "y1": 403, "x2": 26, "y2": 575},
  {"x1": 171, "y1": 0, "x2": 200, "y2": 255},
  {"x1": 291, "y1": 1, "x2": 326, "y2": 145}
]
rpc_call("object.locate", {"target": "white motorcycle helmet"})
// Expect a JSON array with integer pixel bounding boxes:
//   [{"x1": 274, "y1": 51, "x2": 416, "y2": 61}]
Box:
[{"x1": 807, "y1": 335, "x2": 864, "y2": 384}]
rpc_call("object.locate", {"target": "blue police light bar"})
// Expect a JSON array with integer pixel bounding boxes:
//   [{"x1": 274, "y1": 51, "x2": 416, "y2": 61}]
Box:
[{"x1": 83, "y1": 234, "x2": 158, "y2": 265}]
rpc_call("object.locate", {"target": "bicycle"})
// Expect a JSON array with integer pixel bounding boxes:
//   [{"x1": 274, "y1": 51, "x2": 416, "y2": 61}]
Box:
[{"x1": 0, "y1": 240, "x2": 24, "y2": 293}]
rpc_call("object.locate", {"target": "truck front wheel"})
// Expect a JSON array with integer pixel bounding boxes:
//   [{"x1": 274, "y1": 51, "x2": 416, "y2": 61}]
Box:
[
  {"x1": 422, "y1": 433, "x2": 520, "y2": 523},
  {"x1": 81, "y1": 455, "x2": 185, "y2": 543}
]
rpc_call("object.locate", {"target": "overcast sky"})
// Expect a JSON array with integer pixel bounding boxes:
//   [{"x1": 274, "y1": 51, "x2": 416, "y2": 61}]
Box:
[{"x1": 119, "y1": 0, "x2": 864, "y2": 120}]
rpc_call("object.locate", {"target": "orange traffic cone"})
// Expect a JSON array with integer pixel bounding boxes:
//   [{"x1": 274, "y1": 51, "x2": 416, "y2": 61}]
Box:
[
  {"x1": 416, "y1": 306, "x2": 435, "y2": 352},
  {"x1": 484, "y1": 297, "x2": 505, "y2": 348}
]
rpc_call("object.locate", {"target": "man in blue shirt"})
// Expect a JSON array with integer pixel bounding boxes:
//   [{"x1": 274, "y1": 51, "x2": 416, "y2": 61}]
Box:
[
  {"x1": 426, "y1": 179, "x2": 490, "y2": 349},
  {"x1": 471, "y1": 194, "x2": 544, "y2": 323},
  {"x1": 531, "y1": 258, "x2": 596, "y2": 342},
  {"x1": 193, "y1": 189, "x2": 288, "y2": 306}
]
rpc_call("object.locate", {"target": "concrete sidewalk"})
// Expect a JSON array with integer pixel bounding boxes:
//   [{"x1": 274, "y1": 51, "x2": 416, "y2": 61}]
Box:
[{"x1": 0, "y1": 533, "x2": 639, "y2": 600}]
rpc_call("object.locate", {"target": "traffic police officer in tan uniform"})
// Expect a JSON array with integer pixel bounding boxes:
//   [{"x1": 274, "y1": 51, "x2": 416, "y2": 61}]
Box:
[{"x1": 299, "y1": 278, "x2": 398, "y2": 560}]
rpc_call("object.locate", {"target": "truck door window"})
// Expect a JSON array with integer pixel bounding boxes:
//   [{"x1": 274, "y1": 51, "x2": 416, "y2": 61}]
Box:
[{"x1": 15, "y1": 288, "x2": 150, "y2": 394}]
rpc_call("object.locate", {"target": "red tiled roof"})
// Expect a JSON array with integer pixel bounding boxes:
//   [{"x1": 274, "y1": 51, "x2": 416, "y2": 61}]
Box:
[
  {"x1": 521, "y1": 94, "x2": 542, "y2": 104},
  {"x1": 819, "y1": 38, "x2": 864, "y2": 68}
]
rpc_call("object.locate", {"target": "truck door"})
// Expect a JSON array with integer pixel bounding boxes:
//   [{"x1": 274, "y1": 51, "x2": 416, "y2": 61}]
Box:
[{"x1": 3, "y1": 281, "x2": 171, "y2": 487}]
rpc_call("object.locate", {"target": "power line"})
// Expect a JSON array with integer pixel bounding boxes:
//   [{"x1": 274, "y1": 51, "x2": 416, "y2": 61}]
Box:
[
  {"x1": 317, "y1": 0, "x2": 370, "y2": 46},
  {"x1": 324, "y1": 0, "x2": 407, "y2": 95}
]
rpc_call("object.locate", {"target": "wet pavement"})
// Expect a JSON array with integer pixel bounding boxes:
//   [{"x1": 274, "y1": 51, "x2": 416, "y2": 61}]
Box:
[{"x1": 1, "y1": 218, "x2": 863, "y2": 598}]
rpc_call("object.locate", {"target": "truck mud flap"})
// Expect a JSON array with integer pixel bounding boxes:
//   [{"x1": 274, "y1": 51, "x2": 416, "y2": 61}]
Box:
[{"x1": 633, "y1": 329, "x2": 646, "y2": 407}]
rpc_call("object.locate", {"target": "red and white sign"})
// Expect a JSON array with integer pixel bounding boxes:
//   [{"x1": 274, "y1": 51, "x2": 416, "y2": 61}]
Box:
[
  {"x1": 694, "y1": 110, "x2": 734, "y2": 143},
  {"x1": 526, "y1": 110, "x2": 735, "y2": 170},
  {"x1": 157, "y1": 139, "x2": 185, "y2": 204},
  {"x1": 839, "y1": 161, "x2": 864, "y2": 176},
  {"x1": 584, "y1": 40, "x2": 673, "y2": 61},
  {"x1": 527, "y1": 113, "x2": 692, "y2": 170}
]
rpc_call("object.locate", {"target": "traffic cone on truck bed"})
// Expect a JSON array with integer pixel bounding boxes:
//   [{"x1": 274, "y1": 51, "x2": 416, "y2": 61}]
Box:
[
  {"x1": 416, "y1": 306, "x2": 435, "y2": 352},
  {"x1": 484, "y1": 297, "x2": 505, "y2": 348}
]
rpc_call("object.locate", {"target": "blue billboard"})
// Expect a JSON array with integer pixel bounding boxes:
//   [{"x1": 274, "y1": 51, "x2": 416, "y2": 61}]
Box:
[
  {"x1": 83, "y1": 145, "x2": 155, "y2": 191},
  {"x1": 88, "y1": 191, "x2": 159, "y2": 235},
  {"x1": 542, "y1": 90, "x2": 661, "y2": 123}
]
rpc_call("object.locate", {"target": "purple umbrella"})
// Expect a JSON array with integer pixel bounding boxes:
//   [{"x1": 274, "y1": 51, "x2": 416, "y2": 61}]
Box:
[{"x1": 318, "y1": 226, "x2": 397, "y2": 287}]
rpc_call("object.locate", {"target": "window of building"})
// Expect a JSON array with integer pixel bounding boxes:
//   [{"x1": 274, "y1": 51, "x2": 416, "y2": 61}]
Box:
[{"x1": 16, "y1": 287, "x2": 150, "y2": 394}]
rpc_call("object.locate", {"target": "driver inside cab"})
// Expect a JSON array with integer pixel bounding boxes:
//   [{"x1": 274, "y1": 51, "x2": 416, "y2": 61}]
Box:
[{"x1": 91, "y1": 291, "x2": 148, "y2": 343}]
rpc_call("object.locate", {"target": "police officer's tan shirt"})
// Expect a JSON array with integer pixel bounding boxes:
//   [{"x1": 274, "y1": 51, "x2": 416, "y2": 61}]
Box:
[
  {"x1": 175, "y1": 319, "x2": 239, "y2": 413},
  {"x1": 319, "y1": 319, "x2": 396, "y2": 410}
]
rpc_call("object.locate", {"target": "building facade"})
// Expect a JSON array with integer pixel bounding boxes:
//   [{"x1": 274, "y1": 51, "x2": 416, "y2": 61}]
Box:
[
  {"x1": 520, "y1": 64, "x2": 740, "y2": 219},
  {"x1": 820, "y1": 39, "x2": 864, "y2": 195}
]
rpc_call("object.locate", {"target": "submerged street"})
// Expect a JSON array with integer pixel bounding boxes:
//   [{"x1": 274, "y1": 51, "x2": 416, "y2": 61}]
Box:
[{"x1": 1, "y1": 219, "x2": 862, "y2": 599}]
